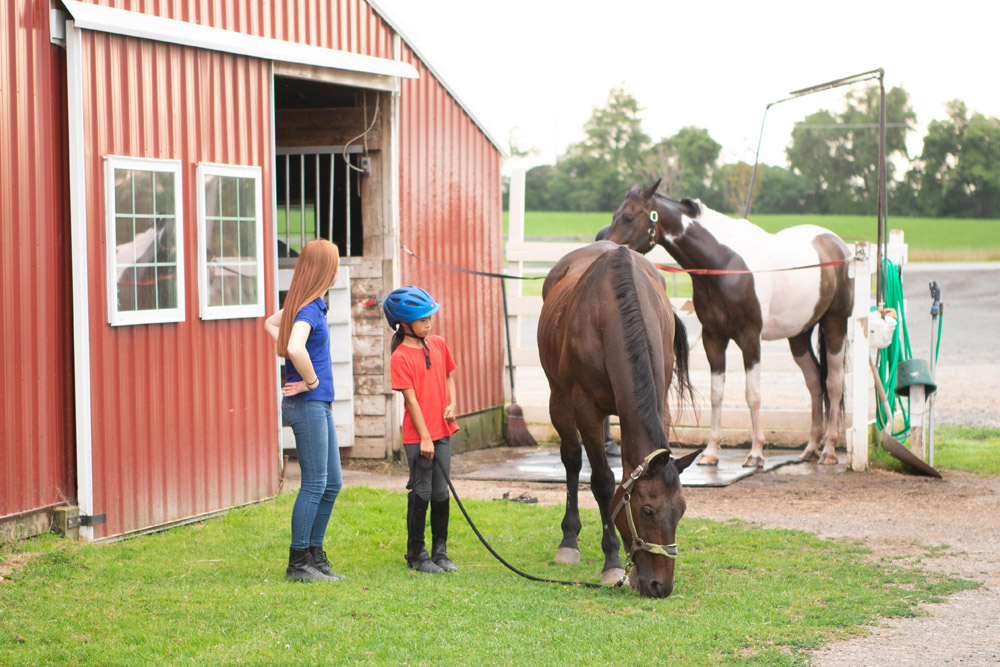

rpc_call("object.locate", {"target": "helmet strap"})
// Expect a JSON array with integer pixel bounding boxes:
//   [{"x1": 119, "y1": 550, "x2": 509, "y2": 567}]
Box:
[{"x1": 402, "y1": 331, "x2": 431, "y2": 369}]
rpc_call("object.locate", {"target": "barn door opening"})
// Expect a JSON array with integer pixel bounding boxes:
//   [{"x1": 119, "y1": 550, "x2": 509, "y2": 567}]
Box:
[{"x1": 272, "y1": 75, "x2": 388, "y2": 451}]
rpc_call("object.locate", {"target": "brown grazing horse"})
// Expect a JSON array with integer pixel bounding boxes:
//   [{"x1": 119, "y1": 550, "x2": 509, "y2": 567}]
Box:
[
  {"x1": 606, "y1": 181, "x2": 854, "y2": 467},
  {"x1": 538, "y1": 241, "x2": 700, "y2": 597}
]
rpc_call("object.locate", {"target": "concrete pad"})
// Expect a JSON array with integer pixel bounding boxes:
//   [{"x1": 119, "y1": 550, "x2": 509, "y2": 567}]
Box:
[{"x1": 453, "y1": 446, "x2": 838, "y2": 487}]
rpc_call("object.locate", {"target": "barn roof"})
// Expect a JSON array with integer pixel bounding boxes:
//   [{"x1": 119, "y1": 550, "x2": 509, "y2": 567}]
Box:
[{"x1": 365, "y1": 1, "x2": 509, "y2": 158}]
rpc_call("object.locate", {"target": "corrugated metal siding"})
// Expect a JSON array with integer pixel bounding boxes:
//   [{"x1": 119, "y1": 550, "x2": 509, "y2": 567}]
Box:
[
  {"x1": 0, "y1": 0, "x2": 76, "y2": 519},
  {"x1": 397, "y1": 47, "x2": 504, "y2": 415},
  {"x1": 79, "y1": 31, "x2": 277, "y2": 538}
]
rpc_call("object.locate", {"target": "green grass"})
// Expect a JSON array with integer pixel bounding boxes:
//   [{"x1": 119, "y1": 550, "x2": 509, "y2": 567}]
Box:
[
  {"x1": 932, "y1": 426, "x2": 1000, "y2": 475},
  {"x1": 0, "y1": 487, "x2": 978, "y2": 665},
  {"x1": 504, "y1": 211, "x2": 1000, "y2": 262},
  {"x1": 870, "y1": 426, "x2": 1000, "y2": 475},
  {"x1": 276, "y1": 205, "x2": 317, "y2": 255}
]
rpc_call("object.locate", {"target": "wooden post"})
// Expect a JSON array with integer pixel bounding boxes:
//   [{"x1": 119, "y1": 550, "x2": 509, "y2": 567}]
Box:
[{"x1": 847, "y1": 241, "x2": 872, "y2": 472}]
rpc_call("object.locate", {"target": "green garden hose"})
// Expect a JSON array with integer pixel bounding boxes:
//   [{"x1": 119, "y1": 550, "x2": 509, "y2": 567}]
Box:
[{"x1": 875, "y1": 258, "x2": 913, "y2": 440}]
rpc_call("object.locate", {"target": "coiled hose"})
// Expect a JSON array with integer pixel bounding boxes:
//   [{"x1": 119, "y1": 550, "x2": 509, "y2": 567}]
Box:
[{"x1": 875, "y1": 258, "x2": 912, "y2": 440}]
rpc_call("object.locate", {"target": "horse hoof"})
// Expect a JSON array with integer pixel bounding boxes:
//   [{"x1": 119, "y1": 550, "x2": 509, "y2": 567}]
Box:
[
  {"x1": 554, "y1": 547, "x2": 581, "y2": 564},
  {"x1": 820, "y1": 453, "x2": 839, "y2": 465},
  {"x1": 743, "y1": 455, "x2": 764, "y2": 468},
  {"x1": 601, "y1": 568, "x2": 626, "y2": 586},
  {"x1": 697, "y1": 454, "x2": 719, "y2": 466},
  {"x1": 799, "y1": 450, "x2": 820, "y2": 463}
]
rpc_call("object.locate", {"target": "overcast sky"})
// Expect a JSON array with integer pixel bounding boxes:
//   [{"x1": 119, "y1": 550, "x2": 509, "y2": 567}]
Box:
[{"x1": 374, "y1": 0, "x2": 997, "y2": 175}]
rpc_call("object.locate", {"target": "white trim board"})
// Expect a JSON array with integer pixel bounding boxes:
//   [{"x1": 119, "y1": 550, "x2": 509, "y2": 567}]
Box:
[
  {"x1": 60, "y1": 0, "x2": 419, "y2": 81},
  {"x1": 65, "y1": 20, "x2": 95, "y2": 541}
]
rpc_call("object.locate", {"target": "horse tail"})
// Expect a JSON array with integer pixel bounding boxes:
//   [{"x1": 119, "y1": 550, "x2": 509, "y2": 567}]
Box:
[
  {"x1": 610, "y1": 246, "x2": 670, "y2": 451},
  {"x1": 817, "y1": 326, "x2": 830, "y2": 417},
  {"x1": 672, "y1": 311, "x2": 694, "y2": 414}
]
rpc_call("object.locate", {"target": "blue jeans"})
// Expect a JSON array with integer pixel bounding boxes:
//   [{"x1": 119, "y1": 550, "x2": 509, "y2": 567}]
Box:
[{"x1": 282, "y1": 396, "x2": 342, "y2": 550}]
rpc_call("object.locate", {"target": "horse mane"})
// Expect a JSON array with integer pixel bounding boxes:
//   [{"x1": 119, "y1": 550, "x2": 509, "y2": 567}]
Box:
[{"x1": 609, "y1": 246, "x2": 670, "y2": 453}]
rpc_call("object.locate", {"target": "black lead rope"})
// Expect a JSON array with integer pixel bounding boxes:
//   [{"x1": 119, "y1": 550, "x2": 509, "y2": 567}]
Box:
[{"x1": 434, "y1": 457, "x2": 610, "y2": 590}]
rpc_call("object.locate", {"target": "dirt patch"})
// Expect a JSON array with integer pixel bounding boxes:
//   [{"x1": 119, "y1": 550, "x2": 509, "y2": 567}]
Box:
[
  {"x1": 340, "y1": 453, "x2": 1000, "y2": 666},
  {"x1": 0, "y1": 552, "x2": 38, "y2": 584}
]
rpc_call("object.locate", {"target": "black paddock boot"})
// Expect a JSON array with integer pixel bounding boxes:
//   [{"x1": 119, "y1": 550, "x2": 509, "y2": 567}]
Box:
[
  {"x1": 430, "y1": 499, "x2": 458, "y2": 572},
  {"x1": 405, "y1": 493, "x2": 444, "y2": 573},
  {"x1": 286, "y1": 547, "x2": 335, "y2": 582},
  {"x1": 308, "y1": 546, "x2": 346, "y2": 581}
]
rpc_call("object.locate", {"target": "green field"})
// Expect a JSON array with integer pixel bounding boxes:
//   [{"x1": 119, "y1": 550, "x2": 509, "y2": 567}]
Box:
[
  {"x1": 0, "y1": 487, "x2": 978, "y2": 665},
  {"x1": 504, "y1": 211, "x2": 1000, "y2": 262}
]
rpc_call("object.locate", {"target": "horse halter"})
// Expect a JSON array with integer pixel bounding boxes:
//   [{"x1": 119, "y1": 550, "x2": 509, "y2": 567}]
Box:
[
  {"x1": 645, "y1": 209, "x2": 660, "y2": 251},
  {"x1": 610, "y1": 447, "x2": 679, "y2": 578}
]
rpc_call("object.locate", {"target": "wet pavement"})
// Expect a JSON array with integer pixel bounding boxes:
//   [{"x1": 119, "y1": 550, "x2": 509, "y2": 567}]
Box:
[{"x1": 451, "y1": 445, "x2": 847, "y2": 487}]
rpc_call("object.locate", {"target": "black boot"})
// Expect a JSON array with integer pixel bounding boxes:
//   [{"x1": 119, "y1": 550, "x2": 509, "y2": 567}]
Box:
[
  {"x1": 286, "y1": 547, "x2": 334, "y2": 582},
  {"x1": 405, "y1": 493, "x2": 444, "y2": 573},
  {"x1": 308, "y1": 545, "x2": 346, "y2": 581},
  {"x1": 430, "y1": 499, "x2": 458, "y2": 572}
]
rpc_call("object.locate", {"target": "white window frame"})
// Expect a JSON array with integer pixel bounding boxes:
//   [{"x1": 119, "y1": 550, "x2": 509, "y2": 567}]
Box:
[
  {"x1": 196, "y1": 163, "x2": 265, "y2": 320},
  {"x1": 104, "y1": 156, "x2": 185, "y2": 326}
]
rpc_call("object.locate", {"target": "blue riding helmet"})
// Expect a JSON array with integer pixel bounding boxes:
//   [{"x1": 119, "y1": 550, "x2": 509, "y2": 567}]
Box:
[{"x1": 383, "y1": 285, "x2": 441, "y2": 328}]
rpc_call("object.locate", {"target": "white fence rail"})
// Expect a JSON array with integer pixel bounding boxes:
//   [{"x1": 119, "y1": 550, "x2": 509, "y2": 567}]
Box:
[{"x1": 504, "y1": 168, "x2": 882, "y2": 470}]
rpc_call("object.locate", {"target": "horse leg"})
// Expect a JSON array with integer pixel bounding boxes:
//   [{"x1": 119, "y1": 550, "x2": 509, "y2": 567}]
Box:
[
  {"x1": 739, "y1": 338, "x2": 766, "y2": 468},
  {"x1": 574, "y1": 398, "x2": 624, "y2": 584},
  {"x1": 789, "y1": 330, "x2": 825, "y2": 462},
  {"x1": 549, "y1": 387, "x2": 583, "y2": 564},
  {"x1": 698, "y1": 333, "x2": 728, "y2": 466},
  {"x1": 819, "y1": 317, "x2": 849, "y2": 465}
]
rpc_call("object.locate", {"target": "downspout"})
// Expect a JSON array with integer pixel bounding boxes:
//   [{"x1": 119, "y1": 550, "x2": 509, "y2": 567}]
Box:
[{"x1": 65, "y1": 20, "x2": 95, "y2": 541}]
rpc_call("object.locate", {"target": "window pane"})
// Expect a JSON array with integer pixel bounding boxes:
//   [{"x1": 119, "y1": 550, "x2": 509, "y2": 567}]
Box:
[
  {"x1": 133, "y1": 171, "x2": 154, "y2": 214},
  {"x1": 154, "y1": 172, "x2": 175, "y2": 216},
  {"x1": 206, "y1": 219, "x2": 222, "y2": 260},
  {"x1": 203, "y1": 174, "x2": 220, "y2": 218},
  {"x1": 222, "y1": 219, "x2": 238, "y2": 257},
  {"x1": 239, "y1": 177, "x2": 255, "y2": 218},
  {"x1": 221, "y1": 176, "x2": 238, "y2": 218},
  {"x1": 207, "y1": 268, "x2": 224, "y2": 307},
  {"x1": 222, "y1": 269, "x2": 239, "y2": 307},
  {"x1": 115, "y1": 216, "x2": 135, "y2": 266},
  {"x1": 135, "y1": 267, "x2": 158, "y2": 310},
  {"x1": 238, "y1": 220, "x2": 255, "y2": 258},
  {"x1": 115, "y1": 170, "x2": 133, "y2": 214},
  {"x1": 157, "y1": 266, "x2": 178, "y2": 309},
  {"x1": 134, "y1": 217, "x2": 154, "y2": 265},
  {"x1": 241, "y1": 268, "x2": 258, "y2": 305},
  {"x1": 117, "y1": 267, "x2": 137, "y2": 312},
  {"x1": 157, "y1": 218, "x2": 177, "y2": 264}
]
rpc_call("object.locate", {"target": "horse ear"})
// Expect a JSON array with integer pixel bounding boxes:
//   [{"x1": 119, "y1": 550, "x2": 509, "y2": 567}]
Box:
[
  {"x1": 672, "y1": 447, "x2": 705, "y2": 474},
  {"x1": 641, "y1": 179, "x2": 661, "y2": 200},
  {"x1": 646, "y1": 448, "x2": 673, "y2": 475},
  {"x1": 679, "y1": 197, "x2": 701, "y2": 218}
]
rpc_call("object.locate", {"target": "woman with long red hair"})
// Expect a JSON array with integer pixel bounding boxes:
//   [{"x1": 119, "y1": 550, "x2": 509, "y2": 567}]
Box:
[{"x1": 265, "y1": 239, "x2": 345, "y2": 582}]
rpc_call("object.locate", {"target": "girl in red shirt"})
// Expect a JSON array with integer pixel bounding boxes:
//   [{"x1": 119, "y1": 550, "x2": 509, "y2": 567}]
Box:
[{"x1": 384, "y1": 286, "x2": 459, "y2": 573}]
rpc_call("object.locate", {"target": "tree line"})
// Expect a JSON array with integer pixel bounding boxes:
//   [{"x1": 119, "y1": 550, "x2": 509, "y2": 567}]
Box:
[{"x1": 514, "y1": 86, "x2": 1000, "y2": 219}]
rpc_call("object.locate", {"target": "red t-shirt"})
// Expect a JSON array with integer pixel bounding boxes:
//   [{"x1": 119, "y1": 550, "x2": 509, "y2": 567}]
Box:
[{"x1": 390, "y1": 335, "x2": 460, "y2": 444}]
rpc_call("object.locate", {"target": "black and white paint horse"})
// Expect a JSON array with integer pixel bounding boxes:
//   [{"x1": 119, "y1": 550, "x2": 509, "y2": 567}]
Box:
[{"x1": 605, "y1": 181, "x2": 853, "y2": 467}]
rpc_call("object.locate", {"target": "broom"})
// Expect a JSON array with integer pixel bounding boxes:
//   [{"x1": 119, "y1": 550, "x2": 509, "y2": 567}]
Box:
[{"x1": 501, "y1": 279, "x2": 537, "y2": 447}]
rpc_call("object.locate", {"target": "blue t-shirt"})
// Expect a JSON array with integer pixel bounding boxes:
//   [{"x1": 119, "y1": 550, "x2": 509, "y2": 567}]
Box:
[{"x1": 284, "y1": 297, "x2": 334, "y2": 401}]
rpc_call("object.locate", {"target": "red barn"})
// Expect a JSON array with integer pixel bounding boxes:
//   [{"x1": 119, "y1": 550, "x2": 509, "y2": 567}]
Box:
[{"x1": 1, "y1": 0, "x2": 506, "y2": 541}]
